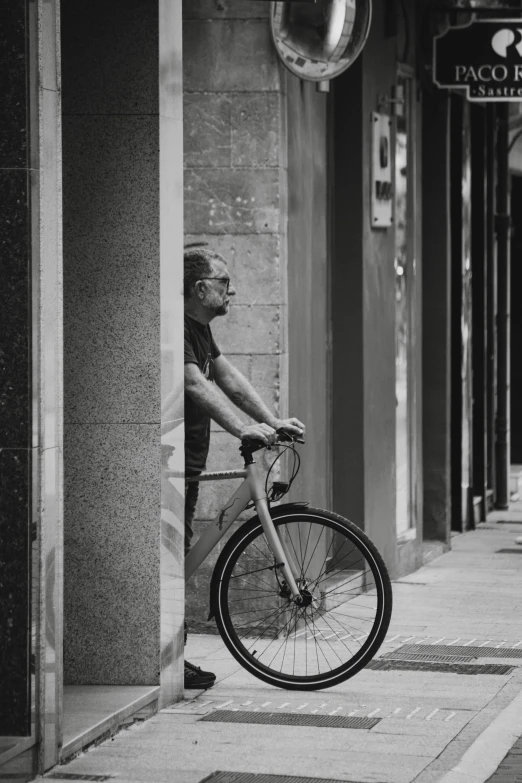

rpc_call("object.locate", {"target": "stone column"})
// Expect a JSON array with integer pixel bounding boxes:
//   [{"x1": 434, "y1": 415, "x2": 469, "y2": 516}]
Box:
[
  {"x1": 0, "y1": 0, "x2": 36, "y2": 741},
  {"x1": 422, "y1": 90, "x2": 452, "y2": 543},
  {"x1": 0, "y1": 0, "x2": 63, "y2": 775},
  {"x1": 61, "y1": 0, "x2": 184, "y2": 702}
]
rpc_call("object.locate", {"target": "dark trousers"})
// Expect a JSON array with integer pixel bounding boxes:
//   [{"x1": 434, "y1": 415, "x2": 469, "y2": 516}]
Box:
[
  {"x1": 185, "y1": 471, "x2": 201, "y2": 557},
  {"x1": 184, "y1": 471, "x2": 200, "y2": 646}
]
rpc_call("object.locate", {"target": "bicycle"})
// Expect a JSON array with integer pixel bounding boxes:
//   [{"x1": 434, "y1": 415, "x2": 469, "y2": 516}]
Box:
[{"x1": 173, "y1": 432, "x2": 392, "y2": 691}]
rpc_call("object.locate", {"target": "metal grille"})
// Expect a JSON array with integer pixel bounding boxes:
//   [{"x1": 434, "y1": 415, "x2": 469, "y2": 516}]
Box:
[
  {"x1": 496, "y1": 520, "x2": 522, "y2": 524},
  {"x1": 382, "y1": 651, "x2": 475, "y2": 664},
  {"x1": 396, "y1": 644, "x2": 522, "y2": 659},
  {"x1": 45, "y1": 776, "x2": 113, "y2": 782},
  {"x1": 199, "y1": 710, "x2": 380, "y2": 730},
  {"x1": 199, "y1": 773, "x2": 371, "y2": 783},
  {"x1": 496, "y1": 548, "x2": 522, "y2": 554},
  {"x1": 366, "y1": 660, "x2": 514, "y2": 675}
]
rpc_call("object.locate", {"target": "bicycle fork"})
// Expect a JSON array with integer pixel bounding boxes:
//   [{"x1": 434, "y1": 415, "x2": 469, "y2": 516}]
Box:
[{"x1": 249, "y1": 465, "x2": 303, "y2": 603}]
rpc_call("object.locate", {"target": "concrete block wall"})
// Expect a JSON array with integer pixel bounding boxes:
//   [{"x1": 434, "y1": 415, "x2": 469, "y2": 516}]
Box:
[{"x1": 182, "y1": 0, "x2": 286, "y2": 629}]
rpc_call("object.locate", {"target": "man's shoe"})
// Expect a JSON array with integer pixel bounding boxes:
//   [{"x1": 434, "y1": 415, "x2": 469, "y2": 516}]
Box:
[{"x1": 184, "y1": 660, "x2": 216, "y2": 690}]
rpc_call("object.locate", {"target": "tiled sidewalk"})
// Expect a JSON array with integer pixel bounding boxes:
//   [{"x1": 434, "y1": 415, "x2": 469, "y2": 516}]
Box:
[
  {"x1": 487, "y1": 737, "x2": 522, "y2": 783},
  {"x1": 38, "y1": 505, "x2": 522, "y2": 783}
]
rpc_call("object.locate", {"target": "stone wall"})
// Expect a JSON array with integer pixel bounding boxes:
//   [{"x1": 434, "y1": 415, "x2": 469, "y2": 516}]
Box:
[{"x1": 182, "y1": 0, "x2": 287, "y2": 629}]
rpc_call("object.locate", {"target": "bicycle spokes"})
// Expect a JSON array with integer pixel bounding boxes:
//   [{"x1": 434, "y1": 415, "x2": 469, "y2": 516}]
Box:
[{"x1": 216, "y1": 512, "x2": 391, "y2": 686}]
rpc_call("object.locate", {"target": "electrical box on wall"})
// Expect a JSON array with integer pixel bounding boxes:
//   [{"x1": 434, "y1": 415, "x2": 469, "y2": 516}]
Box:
[{"x1": 371, "y1": 112, "x2": 393, "y2": 228}]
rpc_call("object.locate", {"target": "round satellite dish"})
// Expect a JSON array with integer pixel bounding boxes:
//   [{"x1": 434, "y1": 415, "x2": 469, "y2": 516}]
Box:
[{"x1": 270, "y1": 0, "x2": 372, "y2": 83}]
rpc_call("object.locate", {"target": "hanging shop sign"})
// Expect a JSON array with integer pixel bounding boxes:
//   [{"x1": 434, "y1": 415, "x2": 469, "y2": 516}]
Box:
[
  {"x1": 434, "y1": 19, "x2": 522, "y2": 101},
  {"x1": 371, "y1": 112, "x2": 393, "y2": 229}
]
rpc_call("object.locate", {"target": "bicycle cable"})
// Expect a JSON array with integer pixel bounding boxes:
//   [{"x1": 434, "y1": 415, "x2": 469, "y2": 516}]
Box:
[
  {"x1": 243, "y1": 439, "x2": 301, "y2": 511},
  {"x1": 265, "y1": 440, "x2": 301, "y2": 504}
]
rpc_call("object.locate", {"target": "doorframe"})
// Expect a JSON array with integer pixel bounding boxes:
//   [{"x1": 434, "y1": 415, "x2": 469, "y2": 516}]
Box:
[
  {"x1": 450, "y1": 95, "x2": 474, "y2": 532},
  {"x1": 395, "y1": 61, "x2": 419, "y2": 543}
]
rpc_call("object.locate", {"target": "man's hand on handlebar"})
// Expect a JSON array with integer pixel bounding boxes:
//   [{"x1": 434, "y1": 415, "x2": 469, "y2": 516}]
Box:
[
  {"x1": 274, "y1": 417, "x2": 305, "y2": 440},
  {"x1": 239, "y1": 423, "x2": 278, "y2": 445},
  {"x1": 239, "y1": 417, "x2": 305, "y2": 447}
]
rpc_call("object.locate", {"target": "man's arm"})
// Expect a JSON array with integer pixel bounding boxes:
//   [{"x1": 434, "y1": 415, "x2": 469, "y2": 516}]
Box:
[
  {"x1": 213, "y1": 355, "x2": 305, "y2": 437},
  {"x1": 214, "y1": 355, "x2": 278, "y2": 428},
  {"x1": 185, "y1": 363, "x2": 276, "y2": 442}
]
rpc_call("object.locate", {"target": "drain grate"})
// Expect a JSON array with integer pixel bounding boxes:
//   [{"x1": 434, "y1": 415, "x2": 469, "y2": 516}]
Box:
[
  {"x1": 199, "y1": 773, "x2": 374, "y2": 783},
  {"x1": 366, "y1": 659, "x2": 514, "y2": 675},
  {"x1": 496, "y1": 548, "x2": 522, "y2": 554},
  {"x1": 496, "y1": 520, "x2": 522, "y2": 524},
  {"x1": 199, "y1": 710, "x2": 380, "y2": 730},
  {"x1": 382, "y1": 651, "x2": 476, "y2": 664},
  {"x1": 45, "y1": 776, "x2": 113, "y2": 782},
  {"x1": 396, "y1": 644, "x2": 522, "y2": 659}
]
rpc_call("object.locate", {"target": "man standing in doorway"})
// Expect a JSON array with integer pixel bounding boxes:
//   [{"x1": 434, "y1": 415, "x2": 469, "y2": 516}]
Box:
[{"x1": 182, "y1": 245, "x2": 305, "y2": 689}]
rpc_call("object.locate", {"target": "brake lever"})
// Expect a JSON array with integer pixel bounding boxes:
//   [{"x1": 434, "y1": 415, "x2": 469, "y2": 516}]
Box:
[{"x1": 275, "y1": 432, "x2": 305, "y2": 445}]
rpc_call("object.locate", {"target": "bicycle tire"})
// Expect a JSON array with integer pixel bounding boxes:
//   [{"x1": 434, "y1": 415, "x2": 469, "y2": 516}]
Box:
[{"x1": 211, "y1": 506, "x2": 392, "y2": 690}]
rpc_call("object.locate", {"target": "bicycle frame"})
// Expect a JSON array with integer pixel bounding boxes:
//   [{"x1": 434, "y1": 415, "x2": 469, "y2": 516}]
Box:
[{"x1": 182, "y1": 462, "x2": 302, "y2": 599}]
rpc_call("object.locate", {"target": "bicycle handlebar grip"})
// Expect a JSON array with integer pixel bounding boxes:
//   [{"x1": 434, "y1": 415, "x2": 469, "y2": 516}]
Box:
[
  {"x1": 275, "y1": 429, "x2": 305, "y2": 445},
  {"x1": 240, "y1": 437, "x2": 266, "y2": 450},
  {"x1": 240, "y1": 433, "x2": 305, "y2": 450}
]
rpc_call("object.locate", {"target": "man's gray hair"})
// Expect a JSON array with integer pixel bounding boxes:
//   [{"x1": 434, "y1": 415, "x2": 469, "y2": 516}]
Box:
[{"x1": 183, "y1": 245, "x2": 226, "y2": 301}]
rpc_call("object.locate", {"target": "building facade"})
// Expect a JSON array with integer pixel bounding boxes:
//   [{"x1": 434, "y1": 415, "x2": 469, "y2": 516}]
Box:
[
  {"x1": 1, "y1": 0, "x2": 185, "y2": 778},
  {"x1": 1, "y1": 0, "x2": 521, "y2": 779}
]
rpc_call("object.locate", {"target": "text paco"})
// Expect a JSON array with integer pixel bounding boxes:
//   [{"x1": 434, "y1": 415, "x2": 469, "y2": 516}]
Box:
[{"x1": 454, "y1": 63, "x2": 522, "y2": 83}]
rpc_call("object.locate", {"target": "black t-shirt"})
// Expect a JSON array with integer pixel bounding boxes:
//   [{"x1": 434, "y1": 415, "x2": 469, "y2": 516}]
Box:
[{"x1": 184, "y1": 314, "x2": 221, "y2": 472}]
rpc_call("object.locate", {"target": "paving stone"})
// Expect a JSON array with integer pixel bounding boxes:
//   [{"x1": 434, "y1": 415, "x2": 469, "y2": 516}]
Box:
[
  {"x1": 488, "y1": 737, "x2": 522, "y2": 783},
  {"x1": 45, "y1": 508, "x2": 522, "y2": 783}
]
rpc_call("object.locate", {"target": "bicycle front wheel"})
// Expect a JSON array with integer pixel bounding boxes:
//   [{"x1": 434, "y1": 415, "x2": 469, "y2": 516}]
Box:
[{"x1": 211, "y1": 506, "x2": 392, "y2": 690}]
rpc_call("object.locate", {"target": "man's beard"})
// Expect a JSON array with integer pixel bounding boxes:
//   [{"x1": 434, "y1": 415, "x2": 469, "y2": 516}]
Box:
[{"x1": 214, "y1": 301, "x2": 229, "y2": 316}]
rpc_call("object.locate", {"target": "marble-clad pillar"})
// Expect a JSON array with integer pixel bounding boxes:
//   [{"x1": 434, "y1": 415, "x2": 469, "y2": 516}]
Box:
[
  {"x1": 34, "y1": 0, "x2": 64, "y2": 769},
  {"x1": 0, "y1": 0, "x2": 33, "y2": 739},
  {"x1": 159, "y1": 0, "x2": 185, "y2": 707},
  {"x1": 0, "y1": 0, "x2": 63, "y2": 774},
  {"x1": 61, "y1": 0, "x2": 184, "y2": 702}
]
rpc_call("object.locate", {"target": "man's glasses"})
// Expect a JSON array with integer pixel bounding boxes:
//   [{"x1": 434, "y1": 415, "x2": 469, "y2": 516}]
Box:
[{"x1": 199, "y1": 277, "x2": 230, "y2": 292}]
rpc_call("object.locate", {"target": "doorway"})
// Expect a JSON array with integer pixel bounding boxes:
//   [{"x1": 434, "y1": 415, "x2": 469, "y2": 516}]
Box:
[
  {"x1": 511, "y1": 174, "x2": 522, "y2": 467},
  {"x1": 450, "y1": 96, "x2": 474, "y2": 531},
  {"x1": 394, "y1": 67, "x2": 418, "y2": 540}
]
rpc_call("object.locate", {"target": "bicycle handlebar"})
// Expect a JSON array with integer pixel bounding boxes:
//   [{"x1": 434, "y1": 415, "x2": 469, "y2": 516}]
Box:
[
  {"x1": 240, "y1": 430, "x2": 305, "y2": 451},
  {"x1": 276, "y1": 431, "x2": 305, "y2": 445}
]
